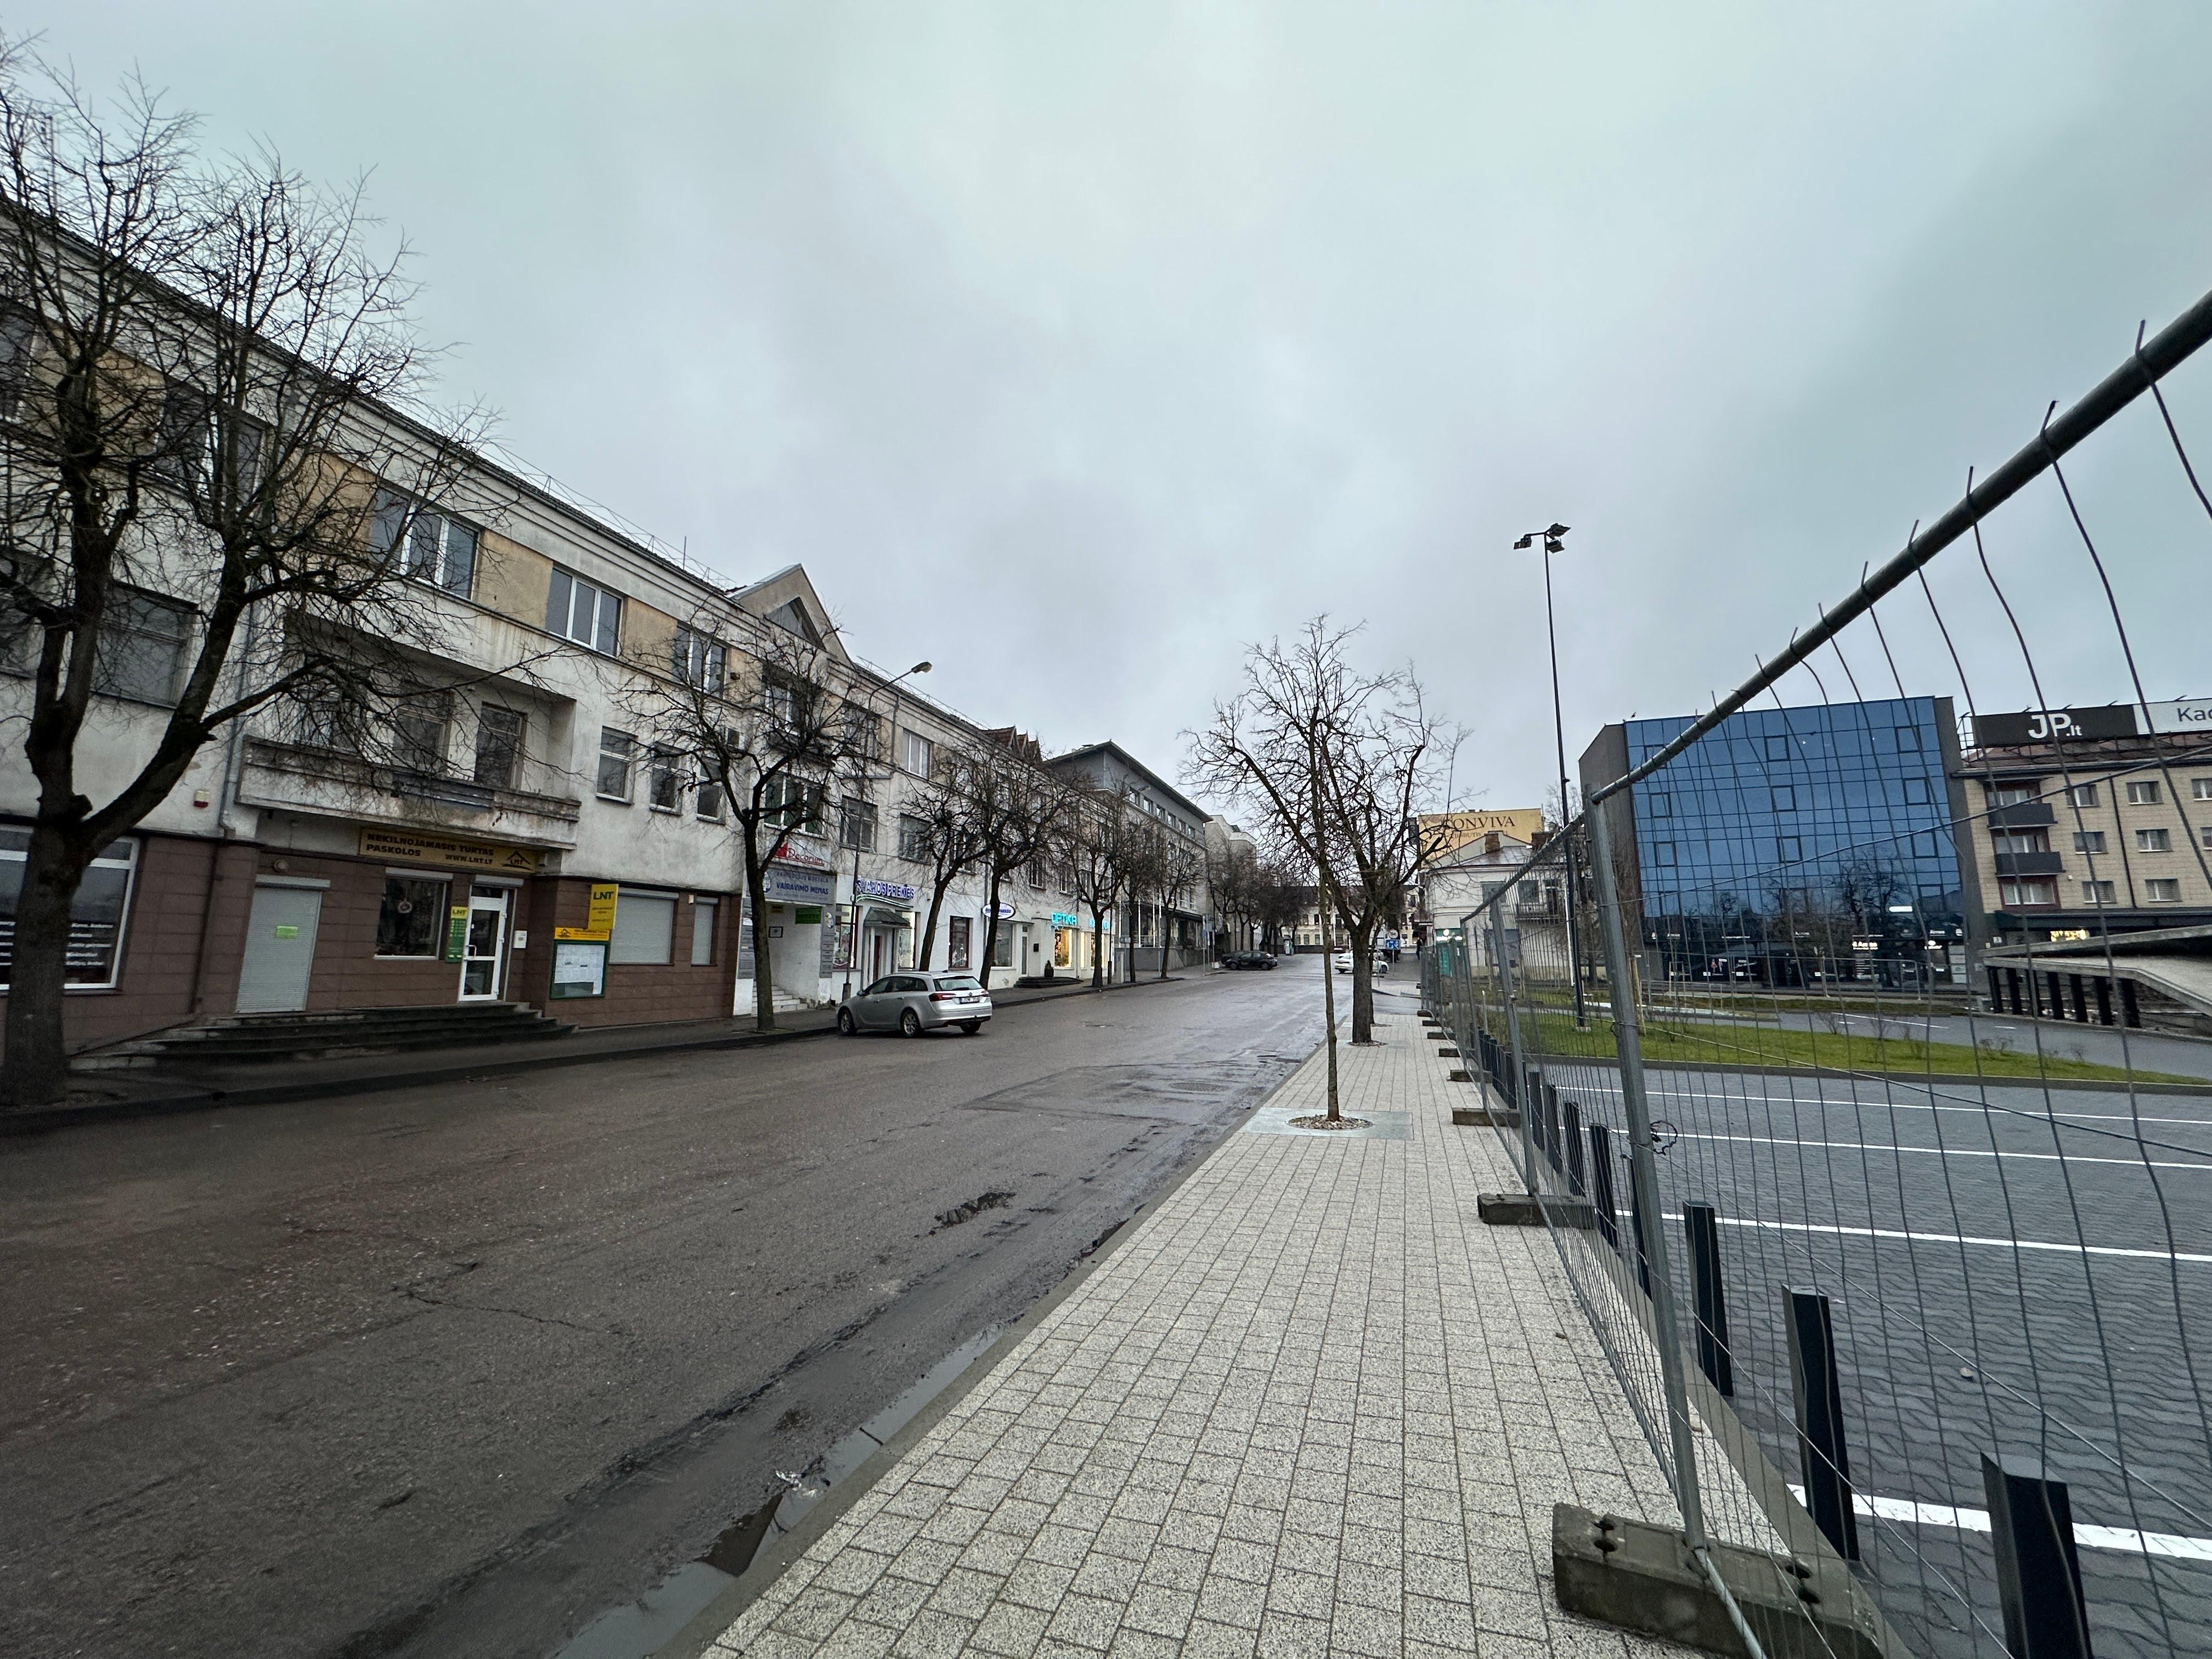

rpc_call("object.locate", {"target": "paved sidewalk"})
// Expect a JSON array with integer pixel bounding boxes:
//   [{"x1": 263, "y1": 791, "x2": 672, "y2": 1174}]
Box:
[{"x1": 690, "y1": 1010, "x2": 1697, "y2": 1658}]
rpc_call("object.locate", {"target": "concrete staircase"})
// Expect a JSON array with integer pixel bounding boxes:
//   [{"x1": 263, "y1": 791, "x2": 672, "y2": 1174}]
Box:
[{"x1": 76, "y1": 1002, "x2": 573, "y2": 1070}]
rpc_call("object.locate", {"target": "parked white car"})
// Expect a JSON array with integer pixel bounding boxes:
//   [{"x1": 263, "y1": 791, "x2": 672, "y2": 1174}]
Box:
[
  {"x1": 836, "y1": 971, "x2": 992, "y2": 1037},
  {"x1": 1332, "y1": 950, "x2": 1353, "y2": 974}
]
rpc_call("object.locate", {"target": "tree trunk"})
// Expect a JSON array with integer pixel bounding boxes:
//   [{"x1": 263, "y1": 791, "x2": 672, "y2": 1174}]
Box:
[
  {"x1": 1348, "y1": 915, "x2": 1378, "y2": 1043},
  {"x1": 979, "y1": 871, "x2": 1003, "y2": 991},
  {"x1": 1, "y1": 824, "x2": 92, "y2": 1109},
  {"x1": 918, "y1": 871, "x2": 956, "y2": 970},
  {"x1": 742, "y1": 838, "x2": 776, "y2": 1030},
  {"x1": 1090, "y1": 909, "x2": 1107, "y2": 989},
  {"x1": 1157, "y1": 896, "x2": 1171, "y2": 980},
  {"x1": 1317, "y1": 882, "x2": 1340, "y2": 1121}
]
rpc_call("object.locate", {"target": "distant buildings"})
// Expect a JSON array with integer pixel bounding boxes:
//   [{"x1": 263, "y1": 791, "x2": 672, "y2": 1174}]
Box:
[{"x1": 1580, "y1": 696, "x2": 1974, "y2": 986}]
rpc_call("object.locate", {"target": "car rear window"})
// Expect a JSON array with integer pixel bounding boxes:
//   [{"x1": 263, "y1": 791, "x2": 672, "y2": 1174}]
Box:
[{"x1": 935, "y1": 976, "x2": 982, "y2": 992}]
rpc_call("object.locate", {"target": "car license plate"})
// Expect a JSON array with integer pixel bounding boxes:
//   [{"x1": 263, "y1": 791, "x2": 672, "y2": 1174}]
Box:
[{"x1": 960, "y1": 995, "x2": 978, "y2": 1003}]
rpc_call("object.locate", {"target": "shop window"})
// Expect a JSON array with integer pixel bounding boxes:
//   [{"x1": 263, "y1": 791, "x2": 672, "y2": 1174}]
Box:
[
  {"x1": 0, "y1": 831, "x2": 137, "y2": 988},
  {"x1": 371, "y1": 486, "x2": 477, "y2": 597},
  {"x1": 991, "y1": 925, "x2": 1014, "y2": 968},
  {"x1": 596, "y1": 728, "x2": 634, "y2": 801},
  {"x1": 2147, "y1": 879, "x2": 2183, "y2": 903},
  {"x1": 2128, "y1": 780, "x2": 2162, "y2": 805},
  {"x1": 692, "y1": 899, "x2": 718, "y2": 966},
  {"x1": 94, "y1": 588, "x2": 192, "y2": 707},
  {"x1": 472, "y1": 707, "x2": 524, "y2": 789},
  {"x1": 545, "y1": 567, "x2": 620, "y2": 653},
  {"x1": 947, "y1": 915, "x2": 971, "y2": 969},
  {"x1": 610, "y1": 888, "x2": 675, "y2": 963},
  {"x1": 2137, "y1": 827, "x2": 2172, "y2": 853},
  {"x1": 376, "y1": 875, "x2": 448, "y2": 957}
]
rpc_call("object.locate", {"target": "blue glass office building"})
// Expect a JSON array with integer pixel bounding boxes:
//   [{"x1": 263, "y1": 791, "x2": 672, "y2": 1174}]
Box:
[{"x1": 1579, "y1": 696, "x2": 1971, "y2": 984}]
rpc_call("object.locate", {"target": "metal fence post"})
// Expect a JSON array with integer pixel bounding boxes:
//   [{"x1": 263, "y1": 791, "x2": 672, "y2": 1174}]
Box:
[
  {"x1": 1586, "y1": 802, "x2": 1711, "y2": 1548},
  {"x1": 1588, "y1": 1122, "x2": 1620, "y2": 1250},
  {"x1": 1684, "y1": 1202, "x2": 1735, "y2": 1397},
  {"x1": 1563, "y1": 1101, "x2": 1585, "y2": 1195},
  {"x1": 1491, "y1": 901, "x2": 1539, "y2": 1194},
  {"x1": 1982, "y1": 1455, "x2": 2092, "y2": 1659},
  {"x1": 1786, "y1": 1286, "x2": 1860, "y2": 1561}
]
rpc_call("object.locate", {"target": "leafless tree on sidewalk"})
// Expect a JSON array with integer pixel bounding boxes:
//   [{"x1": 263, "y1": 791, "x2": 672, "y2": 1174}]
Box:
[
  {"x1": 962, "y1": 743, "x2": 1072, "y2": 988},
  {"x1": 906, "y1": 748, "x2": 986, "y2": 969},
  {"x1": 1058, "y1": 782, "x2": 1137, "y2": 989}
]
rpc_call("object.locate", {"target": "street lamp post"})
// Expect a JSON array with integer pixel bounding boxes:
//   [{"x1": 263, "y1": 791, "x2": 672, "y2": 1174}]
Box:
[
  {"x1": 841, "y1": 660, "x2": 931, "y2": 1003},
  {"x1": 1513, "y1": 523, "x2": 1588, "y2": 1029}
]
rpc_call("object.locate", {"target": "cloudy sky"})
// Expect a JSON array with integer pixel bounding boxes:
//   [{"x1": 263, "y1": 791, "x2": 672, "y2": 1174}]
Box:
[{"x1": 19, "y1": 3, "x2": 2212, "y2": 814}]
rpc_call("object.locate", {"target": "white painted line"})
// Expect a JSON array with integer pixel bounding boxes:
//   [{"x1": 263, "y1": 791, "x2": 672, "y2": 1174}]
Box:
[
  {"x1": 1647, "y1": 1089, "x2": 2212, "y2": 1128},
  {"x1": 1671, "y1": 1129, "x2": 2212, "y2": 1172},
  {"x1": 1662, "y1": 1211, "x2": 2212, "y2": 1266},
  {"x1": 1784, "y1": 1486, "x2": 2212, "y2": 1562}
]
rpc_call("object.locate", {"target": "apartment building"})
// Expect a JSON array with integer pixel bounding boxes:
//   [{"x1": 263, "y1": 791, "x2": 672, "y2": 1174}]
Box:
[
  {"x1": 1958, "y1": 702, "x2": 2212, "y2": 945},
  {"x1": 1047, "y1": 742, "x2": 1214, "y2": 975}
]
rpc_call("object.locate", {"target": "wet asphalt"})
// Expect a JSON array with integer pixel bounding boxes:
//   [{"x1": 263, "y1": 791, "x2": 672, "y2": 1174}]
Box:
[{"x1": 0, "y1": 962, "x2": 1327, "y2": 1659}]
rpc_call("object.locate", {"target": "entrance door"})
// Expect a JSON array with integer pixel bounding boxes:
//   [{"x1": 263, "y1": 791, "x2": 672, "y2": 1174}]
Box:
[
  {"x1": 238, "y1": 884, "x2": 322, "y2": 1013},
  {"x1": 865, "y1": 928, "x2": 890, "y2": 982},
  {"x1": 458, "y1": 888, "x2": 510, "y2": 1000}
]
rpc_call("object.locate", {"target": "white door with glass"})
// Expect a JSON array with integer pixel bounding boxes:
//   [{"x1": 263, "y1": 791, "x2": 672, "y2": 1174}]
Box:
[{"x1": 458, "y1": 888, "x2": 509, "y2": 1000}]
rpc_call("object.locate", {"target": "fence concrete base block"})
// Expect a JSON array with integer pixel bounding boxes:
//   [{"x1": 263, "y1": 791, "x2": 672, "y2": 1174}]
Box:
[
  {"x1": 1452, "y1": 1107, "x2": 1520, "y2": 1127},
  {"x1": 1476, "y1": 1191, "x2": 1595, "y2": 1227},
  {"x1": 1448, "y1": 1068, "x2": 1475, "y2": 1081},
  {"x1": 1435, "y1": 1046, "x2": 1460, "y2": 1057},
  {"x1": 1551, "y1": 1505, "x2": 1883, "y2": 1659}
]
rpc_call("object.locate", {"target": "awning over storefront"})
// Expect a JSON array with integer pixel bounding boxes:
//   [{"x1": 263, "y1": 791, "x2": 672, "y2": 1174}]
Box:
[{"x1": 860, "y1": 906, "x2": 910, "y2": 930}]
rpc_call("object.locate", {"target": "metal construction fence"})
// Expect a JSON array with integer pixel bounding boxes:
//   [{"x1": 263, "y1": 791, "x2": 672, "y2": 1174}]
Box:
[{"x1": 1423, "y1": 287, "x2": 2212, "y2": 1658}]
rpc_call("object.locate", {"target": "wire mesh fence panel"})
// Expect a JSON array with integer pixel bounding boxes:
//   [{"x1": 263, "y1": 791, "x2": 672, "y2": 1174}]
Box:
[{"x1": 1420, "y1": 286, "x2": 2212, "y2": 1659}]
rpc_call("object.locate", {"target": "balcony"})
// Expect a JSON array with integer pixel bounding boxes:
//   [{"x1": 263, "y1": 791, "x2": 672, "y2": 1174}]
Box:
[
  {"x1": 239, "y1": 738, "x2": 583, "y2": 848},
  {"x1": 1994, "y1": 851, "x2": 2066, "y2": 877},
  {"x1": 1988, "y1": 802, "x2": 2056, "y2": 828}
]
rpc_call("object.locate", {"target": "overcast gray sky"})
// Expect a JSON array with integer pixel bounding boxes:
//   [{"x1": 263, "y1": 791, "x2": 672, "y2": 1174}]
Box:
[{"x1": 20, "y1": 3, "x2": 2212, "y2": 814}]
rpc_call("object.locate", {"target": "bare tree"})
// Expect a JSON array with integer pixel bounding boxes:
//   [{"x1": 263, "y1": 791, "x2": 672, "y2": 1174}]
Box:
[
  {"x1": 907, "y1": 747, "x2": 985, "y2": 969},
  {"x1": 963, "y1": 745, "x2": 1071, "y2": 988},
  {"x1": 0, "y1": 55, "x2": 502, "y2": 1106},
  {"x1": 625, "y1": 612, "x2": 871, "y2": 1029},
  {"x1": 1058, "y1": 782, "x2": 1137, "y2": 989},
  {"x1": 1150, "y1": 831, "x2": 1205, "y2": 980}
]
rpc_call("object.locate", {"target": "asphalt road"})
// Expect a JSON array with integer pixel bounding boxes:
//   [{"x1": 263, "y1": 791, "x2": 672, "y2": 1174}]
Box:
[
  {"x1": 1511, "y1": 1055, "x2": 2212, "y2": 1659},
  {"x1": 0, "y1": 962, "x2": 1323, "y2": 1659}
]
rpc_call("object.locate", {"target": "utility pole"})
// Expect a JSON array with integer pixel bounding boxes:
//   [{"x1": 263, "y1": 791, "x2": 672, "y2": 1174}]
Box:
[{"x1": 1514, "y1": 523, "x2": 1588, "y2": 1029}]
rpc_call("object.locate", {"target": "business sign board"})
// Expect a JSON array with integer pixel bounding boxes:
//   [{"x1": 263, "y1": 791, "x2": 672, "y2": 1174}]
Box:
[
  {"x1": 764, "y1": 864, "x2": 837, "y2": 905},
  {"x1": 856, "y1": 877, "x2": 917, "y2": 902},
  {"x1": 1051, "y1": 912, "x2": 1079, "y2": 927},
  {"x1": 555, "y1": 882, "x2": 620, "y2": 942},
  {"x1": 1973, "y1": 701, "x2": 2212, "y2": 747},
  {"x1": 360, "y1": 828, "x2": 544, "y2": 872}
]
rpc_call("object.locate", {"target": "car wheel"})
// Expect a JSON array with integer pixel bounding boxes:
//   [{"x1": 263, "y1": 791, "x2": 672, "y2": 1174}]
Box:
[
  {"x1": 960, "y1": 1020, "x2": 981, "y2": 1036},
  {"x1": 900, "y1": 1008, "x2": 922, "y2": 1038},
  {"x1": 837, "y1": 1007, "x2": 855, "y2": 1035}
]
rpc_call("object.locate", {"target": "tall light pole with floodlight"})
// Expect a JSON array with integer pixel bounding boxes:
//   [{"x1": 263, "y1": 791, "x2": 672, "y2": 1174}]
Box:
[
  {"x1": 1512, "y1": 523, "x2": 1588, "y2": 1029},
  {"x1": 841, "y1": 659, "x2": 931, "y2": 1003}
]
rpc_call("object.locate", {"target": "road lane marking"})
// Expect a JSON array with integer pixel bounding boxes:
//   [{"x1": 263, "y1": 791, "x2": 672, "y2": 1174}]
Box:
[
  {"x1": 1646, "y1": 1089, "x2": 2212, "y2": 1129},
  {"x1": 1784, "y1": 1487, "x2": 2212, "y2": 1562},
  {"x1": 1671, "y1": 1129, "x2": 2212, "y2": 1172},
  {"x1": 1660, "y1": 1211, "x2": 2212, "y2": 1265}
]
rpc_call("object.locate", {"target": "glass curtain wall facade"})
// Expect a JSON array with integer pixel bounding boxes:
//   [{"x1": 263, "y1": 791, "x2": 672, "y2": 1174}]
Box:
[{"x1": 1614, "y1": 696, "x2": 1966, "y2": 986}]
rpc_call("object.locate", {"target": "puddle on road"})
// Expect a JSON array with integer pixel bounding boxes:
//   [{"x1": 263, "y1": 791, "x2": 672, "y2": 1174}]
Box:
[{"x1": 548, "y1": 1323, "x2": 1006, "y2": 1659}]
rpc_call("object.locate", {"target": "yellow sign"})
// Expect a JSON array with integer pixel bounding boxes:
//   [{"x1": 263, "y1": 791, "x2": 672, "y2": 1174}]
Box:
[
  {"x1": 1419, "y1": 809, "x2": 1547, "y2": 853},
  {"x1": 359, "y1": 828, "x2": 544, "y2": 873},
  {"x1": 556, "y1": 883, "x2": 619, "y2": 942}
]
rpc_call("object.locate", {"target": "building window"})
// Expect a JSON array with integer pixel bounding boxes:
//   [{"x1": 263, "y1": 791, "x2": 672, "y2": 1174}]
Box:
[
  {"x1": 2201, "y1": 824, "x2": 2212, "y2": 852},
  {"x1": 2146, "y1": 878, "x2": 2183, "y2": 903},
  {"x1": 1993, "y1": 830, "x2": 2050, "y2": 855},
  {"x1": 0, "y1": 831, "x2": 138, "y2": 988},
  {"x1": 674, "y1": 628, "x2": 727, "y2": 690},
  {"x1": 1645, "y1": 792, "x2": 1671, "y2": 819},
  {"x1": 1764, "y1": 735, "x2": 1790, "y2": 761},
  {"x1": 0, "y1": 304, "x2": 34, "y2": 421},
  {"x1": 393, "y1": 697, "x2": 450, "y2": 774},
  {"x1": 898, "y1": 814, "x2": 929, "y2": 861},
  {"x1": 2193, "y1": 778, "x2": 2212, "y2": 802},
  {"x1": 596, "y1": 728, "x2": 634, "y2": 801},
  {"x1": 1777, "y1": 836, "x2": 1802, "y2": 863},
  {"x1": 95, "y1": 589, "x2": 192, "y2": 706},
  {"x1": 376, "y1": 874, "x2": 448, "y2": 957},
  {"x1": 1901, "y1": 777, "x2": 1930, "y2": 805},
  {"x1": 2128, "y1": 780, "x2": 2163, "y2": 805},
  {"x1": 1895, "y1": 725, "x2": 1922, "y2": 750},
  {"x1": 991, "y1": 924, "x2": 1014, "y2": 968},
  {"x1": 1653, "y1": 842, "x2": 1676, "y2": 867},
  {"x1": 947, "y1": 916, "x2": 971, "y2": 969},
  {"x1": 763, "y1": 775, "x2": 824, "y2": 834},
  {"x1": 692, "y1": 898, "x2": 718, "y2": 966},
  {"x1": 839, "y1": 797, "x2": 877, "y2": 852},
  {"x1": 1990, "y1": 783, "x2": 2039, "y2": 807},
  {"x1": 1029, "y1": 857, "x2": 1049, "y2": 890},
  {"x1": 1999, "y1": 877, "x2": 2058, "y2": 907},
  {"x1": 371, "y1": 486, "x2": 477, "y2": 597},
  {"x1": 2137, "y1": 827, "x2": 2172, "y2": 853},
  {"x1": 609, "y1": 888, "x2": 676, "y2": 963},
  {"x1": 2073, "y1": 830, "x2": 2107, "y2": 854},
  {"x1": 696, "y1": 771, "x2": 725, "y2": 822},
  {"x1": 899, "y1": 729, "x2": 933, "y2": 777},
  {"x1": 2068, "y1": 783, "x2": 2100, "y2": 807},
  {"x1": 1771, "y1": 786, "x2": 1797, "y2": 812},
  {"x1": 845, "y1": 708, "x2": 886, "y2": 762},
  {"x1": 545, "y1": 567, "x2": 620, "y2": 653},
  {"x1": 2083, "y1": 881, "x2": 2117, "y2": 905},
  {"x1": 648, "y1": 749, "x2": 682, "y2": 812},
  {"x1": 472, "y1": 707, "x2": 525, "y2": 790}
]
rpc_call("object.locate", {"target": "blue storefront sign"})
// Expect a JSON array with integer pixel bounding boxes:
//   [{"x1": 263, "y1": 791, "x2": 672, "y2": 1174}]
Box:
[
  {"x1": 856, "y1": 876, "x2": 917, "y2": 902},
  {"x1": 763, "y1": 864, "x2": 837, "y2": 905}
]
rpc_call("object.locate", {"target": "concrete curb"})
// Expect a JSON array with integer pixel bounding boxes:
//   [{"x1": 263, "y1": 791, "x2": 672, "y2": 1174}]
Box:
[
  {"x1": 3, "y1": 975, "x2": 1196, "y2": 1138},
  {"x1": 650, "y1": 1029, "x2": 1325, "y2": 1659}
]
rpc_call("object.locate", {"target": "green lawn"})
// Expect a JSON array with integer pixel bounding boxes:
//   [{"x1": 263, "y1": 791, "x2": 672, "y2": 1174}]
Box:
[{"x1": 1495, "y1": 1009, "x2": 2197, "y2": 1085}]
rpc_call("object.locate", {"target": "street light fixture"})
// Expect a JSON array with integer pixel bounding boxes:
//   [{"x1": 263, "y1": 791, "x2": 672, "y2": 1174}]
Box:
[
  {"x1": 1515, "y1": 523, "x2": 1588, "y2": 1029},
  {"x1": 841, "y1": 659, "x2": 931, "y2": 1002}
]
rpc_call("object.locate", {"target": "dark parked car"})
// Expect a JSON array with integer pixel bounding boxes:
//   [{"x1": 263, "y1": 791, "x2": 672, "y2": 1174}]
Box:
[{"x1": 1221, "y1": 950, "x2": 1278, "y2": 970}]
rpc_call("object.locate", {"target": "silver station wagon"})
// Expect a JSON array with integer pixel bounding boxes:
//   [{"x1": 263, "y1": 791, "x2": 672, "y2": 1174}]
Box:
[{"x1": 836, "y1": 970, "x2": 993, "y2": 1037}]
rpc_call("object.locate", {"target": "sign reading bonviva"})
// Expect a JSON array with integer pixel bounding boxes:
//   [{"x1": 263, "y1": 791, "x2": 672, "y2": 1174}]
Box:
[{"x1": 855, "y1": 877, "x2": 917, "y2": 902}]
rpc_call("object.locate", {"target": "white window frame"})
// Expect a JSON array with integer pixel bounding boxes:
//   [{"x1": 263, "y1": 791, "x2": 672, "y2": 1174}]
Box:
[
  {"x1": 2128, "y1": 780, "x2": 2163, "y2": 805},
  {"x1": 2068, "y1": 783, "x2": 2100, "y2": 807},
  {"x1": 2146, "y1": 878, "x2": 2183, "y2": 903},
  {"x1": 899, "y1": 729, "x2": 933, "y2": 777},
  {"x1": 372, "y1": 485, "x2": 478, "y2": 598},
  {"x1": 648, "y1": 748, "x2": 682, "y2": 814},
  {"x1": 96, "y1": 587, "x2": 193, "y2": 708},
  {"x1": 2082, "y1": 880, "x2": 2117, "y2": 905},
  {"x1": 2194, "y1": 778, "x2": 2212, "y2": 802},
  {"x1": 2137, "y1": 827, "x2": 2172, "y2": 853},
  {"x1": 674, "y1": 628, "x2": 727, "y2": 690},
  {"x1": 546, "y1": 567, "x2": 621, "y2": 654},
  {"x1": 597, "y1": 728, "x2": 635, "y2": 802},
  {"x1": 691, "y1": 898, "x2": 718, "y2": 966}
]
